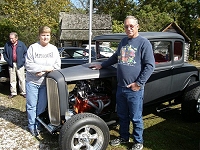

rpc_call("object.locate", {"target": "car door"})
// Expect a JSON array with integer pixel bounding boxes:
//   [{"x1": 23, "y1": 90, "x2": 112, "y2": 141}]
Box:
[{"x1": 143, "y1": 40, "x2": 173, "y2": 104}]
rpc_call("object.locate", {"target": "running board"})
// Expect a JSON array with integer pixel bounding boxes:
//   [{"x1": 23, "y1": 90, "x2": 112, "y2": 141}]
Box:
[
  {"x1": 156, "y1": 101, "x2": 178, "y2": 113},
  {"x1": 36, "y1": 117, "x2": 61, "y2": 134},
  {"x1": 156, "y1": 106, "x2": 173, "y2": 113}
]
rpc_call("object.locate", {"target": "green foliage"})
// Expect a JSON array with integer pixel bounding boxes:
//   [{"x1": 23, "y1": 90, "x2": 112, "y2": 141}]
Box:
[
  {"x1": 136, "y1": 0, "x2": 200, "y2": 59},
  {"x1": 0, "y1": 0, "x2": 200, "y2": 59},
  {"x1": 112, "y1": 20, "x2": 124, "y2": 33},
  {"x1": 1, "y1": 0, "x2": 71, "y2": 46},
  {"x1": 176, "y1": 0, "x2": 200, "y2": 59},
  {"x1": 94, "y1": 0, "x2": 137, "y2": 21},
  {"x1": 135, "y1": 5, "x2": 173, "y2": 32},
  {"x1": 0, "y1": 19, "x2": 16, "y2": 46}
]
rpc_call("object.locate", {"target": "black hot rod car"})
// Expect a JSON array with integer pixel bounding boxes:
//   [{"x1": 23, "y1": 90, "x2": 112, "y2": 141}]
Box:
[{"x1": 37, "y1": 32, "x2": 200, "y2": 150}]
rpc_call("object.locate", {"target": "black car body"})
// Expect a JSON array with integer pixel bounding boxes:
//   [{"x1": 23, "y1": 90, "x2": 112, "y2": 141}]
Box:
[{"x1": 37, "y1": 32, "x2": 200, "y2": 150}]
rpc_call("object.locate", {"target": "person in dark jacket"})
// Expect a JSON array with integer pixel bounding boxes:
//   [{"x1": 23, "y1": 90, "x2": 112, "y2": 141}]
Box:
[
  {"x1": 3, "y1": 32, "x2": 27, "y2": 98},
  {"x1": 90, "y1": 16, "x2": 155, "y2": 150}
]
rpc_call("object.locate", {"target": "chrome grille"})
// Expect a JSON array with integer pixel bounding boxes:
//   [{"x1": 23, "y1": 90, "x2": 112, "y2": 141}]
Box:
[{"x1": 46, "y1": 78, "x2": 60, "y2": 126}]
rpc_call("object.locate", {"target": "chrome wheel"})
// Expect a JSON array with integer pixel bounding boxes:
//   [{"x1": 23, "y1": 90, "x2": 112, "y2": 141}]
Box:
[{"x1": 71, "y1": 125, "x2": 104, "y2": 150}]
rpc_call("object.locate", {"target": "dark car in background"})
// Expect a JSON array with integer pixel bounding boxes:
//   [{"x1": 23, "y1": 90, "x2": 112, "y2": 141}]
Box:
[
  {"x1": 58, "y1": 47, "x2": 107, "y2": 68},
  {"x1": 0, "y1": 47, "x2": 4, "y2": 61},
  {"x1": 0, "y1": 47, "x2": 9, "y2": 83},
  {"x1": 82, "y1": 44, "x2": 115, "y2": 57}
]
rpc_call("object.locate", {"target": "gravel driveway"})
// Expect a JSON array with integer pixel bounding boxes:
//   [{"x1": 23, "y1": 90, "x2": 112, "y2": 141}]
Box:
[{"x1": 0, "y1": 84, "x2": 59, "y2": 150}]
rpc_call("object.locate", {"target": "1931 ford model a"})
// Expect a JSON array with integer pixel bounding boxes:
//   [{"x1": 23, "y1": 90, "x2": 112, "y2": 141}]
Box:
[{"x1": 37, "y1": 32, "x2": 200, "y2": 150}]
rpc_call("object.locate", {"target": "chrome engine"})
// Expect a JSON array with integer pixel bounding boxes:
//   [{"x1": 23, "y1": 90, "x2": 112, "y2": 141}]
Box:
[{"x1": 69, "y1": 79, "x2": 112, "y2": 115}]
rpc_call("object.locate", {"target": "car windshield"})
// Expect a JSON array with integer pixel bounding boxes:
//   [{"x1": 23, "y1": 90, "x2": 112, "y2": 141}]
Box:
[
  {"x1": 100, "y1": 47, "x2": 114, "y2": 53},
  {"x1": 82, "y1": 44, "x2": 95, "y2": 51},
  {"x1": 59, "y1": 47, "x2": 96, "y2": 59}
]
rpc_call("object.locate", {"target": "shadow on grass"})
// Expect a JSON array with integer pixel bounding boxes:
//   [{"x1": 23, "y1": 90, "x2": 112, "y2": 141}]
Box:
[
  {"x1": 0, "y1": 82, "x2": 10, "y2": 95},
  {"x1": 108, "y1": 104, "x2": 200, "y2": 150},
  {"x1": 142, "y1": 104, "x2": 200, "y2": 150}
]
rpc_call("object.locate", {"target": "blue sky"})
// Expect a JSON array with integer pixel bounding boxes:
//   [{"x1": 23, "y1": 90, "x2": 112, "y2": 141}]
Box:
[
  {"x1": 71, "y1": 0, "x2": 139, "y2": 6},
  {"x1": 71, "y1": 0, "x2": 139, "y2": 8},
  {"x1": 71, "y1": 0, "x2": 82, "y2": 8}
]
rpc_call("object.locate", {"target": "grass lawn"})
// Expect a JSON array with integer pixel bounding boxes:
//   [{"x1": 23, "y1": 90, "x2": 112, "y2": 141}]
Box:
[
  {"x1": 107, "y1": 103, "x2": 200, "y2": 150},
  {"x1": 1, "y1": 63, "x2": 200, "y2": 150}
]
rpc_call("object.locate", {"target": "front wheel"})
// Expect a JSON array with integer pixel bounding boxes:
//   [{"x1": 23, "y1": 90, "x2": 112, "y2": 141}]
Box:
[
  {"x1": 181, "y1": 82, "x2": 200, "y2": 122},
  {"x1": 59, "y1": 113, "x2": 110, "y2": 150}
]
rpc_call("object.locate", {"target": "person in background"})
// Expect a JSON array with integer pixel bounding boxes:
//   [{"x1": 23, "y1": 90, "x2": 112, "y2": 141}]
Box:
[
  {"x1": 3, "y1": 32, "x2": 27, "y2": 99},
  {"x1": 89, "y1": 16, "x2": 155, "y2": 150},
  {"x1": 25, "y1": 26, "x2": 61, "y2": 136}
]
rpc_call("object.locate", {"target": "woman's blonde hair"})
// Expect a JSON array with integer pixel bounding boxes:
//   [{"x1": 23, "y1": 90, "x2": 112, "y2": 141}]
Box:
[{"x1": 39, "y1": 26, "x2": 51, "y2": 35}]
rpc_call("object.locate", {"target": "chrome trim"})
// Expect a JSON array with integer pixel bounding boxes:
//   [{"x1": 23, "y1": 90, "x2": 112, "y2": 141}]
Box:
[
  {"x1": 46, "y1": 78, "x2": 60, "y2": 126},
  {"x1": 0, "y1": 77, "x2": 8, "y2": 82}
]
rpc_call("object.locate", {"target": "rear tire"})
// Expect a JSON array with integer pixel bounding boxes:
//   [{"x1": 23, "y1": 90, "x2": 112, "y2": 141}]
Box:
[{"x1": 181, "y1": 81, "x2": 200, "y2": 122}]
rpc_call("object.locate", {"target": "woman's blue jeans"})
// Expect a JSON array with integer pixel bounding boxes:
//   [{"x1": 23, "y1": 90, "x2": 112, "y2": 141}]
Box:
[
  {"x1": 26, "y1": 82, "x2": 47, "y2": 131},
  {"x1": 116, "y1": 86, "x2": 144, "y2": 144}
]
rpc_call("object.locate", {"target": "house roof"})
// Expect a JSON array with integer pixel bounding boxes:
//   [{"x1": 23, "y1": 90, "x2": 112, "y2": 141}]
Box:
[
  {"x1": 161, "y1": 22, "x2": 192, "y2": 42},
  {"x1": 59, "y1": 13, "x2": 112, "y2": 40}
]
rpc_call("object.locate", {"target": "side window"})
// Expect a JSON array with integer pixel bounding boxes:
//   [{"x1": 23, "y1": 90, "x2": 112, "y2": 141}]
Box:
[
  {"x1": 102, "y1": 47, "x2": 111, "y2": 52},
  {"x1": 61, "y1": 50, "x2": 70, "y2": 58},
  {"x1": 174, "y1": 41, "x2": 183, "y2": 61},
  {"x1": 73, "y1": 50, "x2": 84, "y2": 58},
  {"x1": 99, "y1": 47, "x2": 103, "y2": 52},
  {"x1": 151, "y1": 41, "x2": 171, "y2": 64}
]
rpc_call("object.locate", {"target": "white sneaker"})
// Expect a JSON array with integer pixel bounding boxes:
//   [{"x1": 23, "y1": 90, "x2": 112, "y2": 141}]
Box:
[{"x1": 131, "y1": 143, "x2": 143, "y2": 150}]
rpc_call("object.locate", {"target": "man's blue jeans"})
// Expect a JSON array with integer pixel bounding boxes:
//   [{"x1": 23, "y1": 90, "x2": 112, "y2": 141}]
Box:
[
  {"x1": 26, "y1": 82, "x2": 47, "y2": 131},
  {"x1": 116, "y1": 86, "x2": 144, "y2": 144}
]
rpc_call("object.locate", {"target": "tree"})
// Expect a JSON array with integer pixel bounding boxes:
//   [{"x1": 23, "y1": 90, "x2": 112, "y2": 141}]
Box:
[
  {"x1": 1, "y1": 0, "x2": 200, "y2": 60},
  {"x1": 176, "y1": 0, "x2": 200, "y2": 59},
  {"x1": 2, "y1": 0, "x2": 71, "y2": 46},
  {"x1": 93, "y1": 0, "x2": 137, "y2": 21},
  {"x1": 0, "y1": 19, "x2": 16, "y2": 46},
  {"x1": 134, "y1": 4, "x2": 173, "y2": 32},
  {"x1": 112, "y1": 20, "x2": 124, "y2": 33},
  {"x1": 137, "y1": 0, "x2": 200, "y2": 60},
  {"x1": 108, "y1": 0, "x2": 174, "y2": 33},
  {"x1": 72, "y1": 0, "x2": 137, "y2": 21}
]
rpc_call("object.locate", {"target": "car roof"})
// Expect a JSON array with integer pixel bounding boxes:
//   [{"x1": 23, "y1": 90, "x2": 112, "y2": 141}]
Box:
[
  {"x1": 58, "y1": 46, "x2": 84, "y2": 52},
  {"x1": 59, "y1": 47, "x2": 84, "y2": 50},
  {"x1": 58, "y1": 46, "x2": 100, "y2": 57},
  {"x1": 93, "y1": 32, "x2": 185, "y2": 41},
  {"x1": 82, "y1": 44, "x2": 95, "y2": 47}
]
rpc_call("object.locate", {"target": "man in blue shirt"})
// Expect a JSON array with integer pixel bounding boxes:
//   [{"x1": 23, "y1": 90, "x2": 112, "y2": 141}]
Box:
[
  {"x1": 3, "y1": 32, "x2": 27, "y2": 98},
  {"x1": 90, "y1": 16, "x2": 155, "y2": 150}
]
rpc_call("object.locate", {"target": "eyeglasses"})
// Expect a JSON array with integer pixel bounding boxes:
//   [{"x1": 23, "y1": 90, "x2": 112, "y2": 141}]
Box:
[{"x1": 124, "y1": 24, "x2": 137, "y2": 29}]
